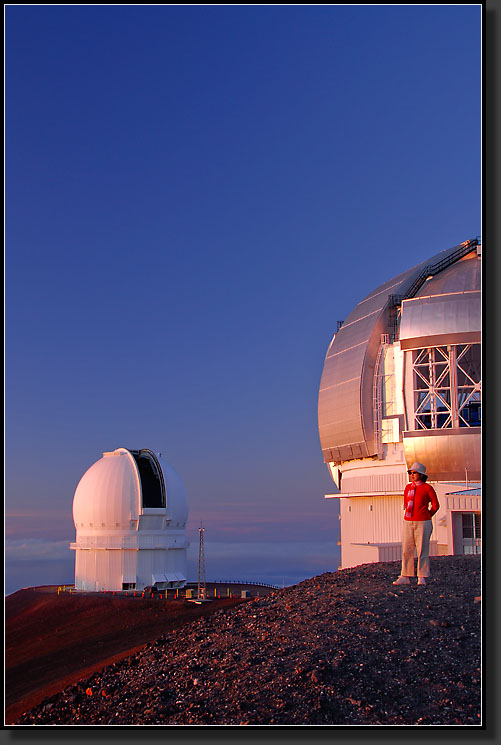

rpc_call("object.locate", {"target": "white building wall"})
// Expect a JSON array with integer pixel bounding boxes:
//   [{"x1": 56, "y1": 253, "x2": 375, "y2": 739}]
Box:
[
  {"x1": 95, "y1": 551, "x2": 107, "y2": 591},
  {"x1": 74, "y1": 550, "x2": 88, "y2": 590},
  {"x1": 74, "y1": 544, "x2": 188, "y2": 591},
  {"x1": 371, "y1": 496, "x2": 405, "y2": 543},
  {"x1": 341, "y1": 542, "x2": 380, "y2": 567},
  {"x1": 338, "y1": 494, "x2": 440, "y2": 569},
  {"x1": 75, "y1": 550, "x2": 94, "y2": 591},
  {"x1": 341, "y1": 471, "x2": 407, "y2": 495},
  {"x1": 343, "y1": 496, "x2": 401, "y2": 544},
  {"x1": 136, "y1": 548, "x2": 187, "y2": 590},
  {"x1": 136, "y1": 550, "x2": 154, "y2": 590},
  {"x1": 109, "y1": 549, "x2": 122, "y2": 588},
  {"x1": 122, "y1": 550, "x2": 137, "y2": 583}
]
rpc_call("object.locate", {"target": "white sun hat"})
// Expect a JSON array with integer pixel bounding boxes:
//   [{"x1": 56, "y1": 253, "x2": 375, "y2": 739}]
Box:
[{"x1": 408, "y1": 462, "x2": 427, "y2": 475}]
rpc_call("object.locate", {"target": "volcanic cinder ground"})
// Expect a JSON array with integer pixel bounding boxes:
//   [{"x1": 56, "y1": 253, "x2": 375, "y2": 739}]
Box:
[
  {"x1": 6, "y1": 556, "x2": 481, "y2": 726},
  {"x1": 5, "y1": 583, "x2": 258, "y2": 723}
]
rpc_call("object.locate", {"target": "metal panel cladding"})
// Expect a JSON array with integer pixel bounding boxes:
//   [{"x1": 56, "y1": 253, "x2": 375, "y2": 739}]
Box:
[
  {"x1": 403, "y1": 430, "x2": 481, "y2": 481},
  {"x1": 318, "y1": 241, "x2": 478, "y2": 464},
  {"x1": 399, "y1": 254, "x2": 481, "y2": 350}
]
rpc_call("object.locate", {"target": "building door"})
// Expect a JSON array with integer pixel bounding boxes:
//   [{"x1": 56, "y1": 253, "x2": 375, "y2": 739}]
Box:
[{"x1": 453, "y1": 512, "x2": 481, "y2": 555}]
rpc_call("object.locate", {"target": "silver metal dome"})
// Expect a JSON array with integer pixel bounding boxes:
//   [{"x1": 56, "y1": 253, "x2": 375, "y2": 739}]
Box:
[{"x1": 318, "y1": 239, "x2": 481, "y2": 480}]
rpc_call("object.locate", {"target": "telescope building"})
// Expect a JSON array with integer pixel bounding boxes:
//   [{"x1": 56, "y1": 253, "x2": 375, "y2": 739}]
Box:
[
  {"x1": 318, "y1": 239, "x2": 481, "y2": 569},
  {"x1": 70, "y1": 448, "x2": 189, "y2": 591}
]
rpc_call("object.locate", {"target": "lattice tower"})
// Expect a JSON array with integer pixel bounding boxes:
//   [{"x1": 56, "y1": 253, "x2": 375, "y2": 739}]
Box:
[{"x1": 197, "y1": 522, "x2": 206, "y2": 600}]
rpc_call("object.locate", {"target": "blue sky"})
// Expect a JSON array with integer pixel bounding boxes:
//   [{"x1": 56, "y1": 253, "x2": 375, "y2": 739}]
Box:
[{"x1": 5, "y1": 5, "x2": 481, "y2": 594}]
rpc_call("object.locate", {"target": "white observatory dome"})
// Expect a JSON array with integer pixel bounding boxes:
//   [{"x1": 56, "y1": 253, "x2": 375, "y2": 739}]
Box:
[
  {"x1": 71, "y1": 448, "x2": 189, "y2": 592},
  {"x1": 73, "y1": 447, "x2": 188, "y2": 530}
]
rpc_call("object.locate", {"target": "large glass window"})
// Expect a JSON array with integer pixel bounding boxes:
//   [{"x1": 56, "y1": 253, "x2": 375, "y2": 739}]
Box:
[
  {"x1": 412, "y1": 344, "x2": 481, "y2": 429},
  {"x1": 456, "y1": 344, "x2": 481, "y2": 426},
  {"x1": 461, "y1": 513, "x2": 481, "y2": 555}
]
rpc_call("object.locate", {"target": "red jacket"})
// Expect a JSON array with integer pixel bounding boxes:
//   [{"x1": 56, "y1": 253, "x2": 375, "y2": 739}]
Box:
[{"x1": 404, "y1": 482, "x2": 440, "y2": 521}]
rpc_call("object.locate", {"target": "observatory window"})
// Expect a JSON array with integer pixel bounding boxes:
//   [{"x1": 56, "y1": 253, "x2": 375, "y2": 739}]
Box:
[
  {"x1": 461, "y1": 513, "x2": 481, "y2": 555},
  {"x1": 412, "y1": 344, "x2": 481, "y2": 430},
  {"x1": 456, "y1": 344, "x2": 481, "y2": 427},
  {"x1": 130, "y1": 450, "x2": 166, "y2": 508}
]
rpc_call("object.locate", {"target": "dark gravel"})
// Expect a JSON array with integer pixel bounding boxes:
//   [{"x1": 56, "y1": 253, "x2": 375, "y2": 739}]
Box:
[{"x1": 15, "y1": 555, "x2": 481, "y2": 726}]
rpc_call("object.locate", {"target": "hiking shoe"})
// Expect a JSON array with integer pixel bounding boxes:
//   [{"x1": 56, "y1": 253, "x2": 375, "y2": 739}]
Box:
[
  {"x1": 417, "y1": 577, "x2": 427, "y2": 586},
  {"x1": 392, "y1": 576, "x2": 410, "y2": 585}
]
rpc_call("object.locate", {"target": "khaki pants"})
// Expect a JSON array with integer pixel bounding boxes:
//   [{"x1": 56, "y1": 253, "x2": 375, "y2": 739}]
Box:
[{"x1": 400, "y1": 520, "x2": 433, "y2": 577}]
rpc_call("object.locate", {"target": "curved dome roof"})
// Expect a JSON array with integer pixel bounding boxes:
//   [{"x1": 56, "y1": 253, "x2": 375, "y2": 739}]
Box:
[
  {"x1": 73, "y1": 448, "x2": 188, "y2": 530},
  {"x1": 414, "y1": 252, "x2": 480, "y2": 296},
  {"x1": 156, "y1": 454, "x2": 189, "y2": 526},
  {"x1": 318, "y1": 239, "x2": 481, "y2": 464},
  {"x1": 399, "y1": 251, "x2": 480, "y2": 351}
]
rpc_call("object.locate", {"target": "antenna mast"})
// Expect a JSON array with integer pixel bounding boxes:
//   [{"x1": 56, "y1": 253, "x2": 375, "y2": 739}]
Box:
[{"x1": 197, "y1": 521, "x2": 206, "y2": 600}]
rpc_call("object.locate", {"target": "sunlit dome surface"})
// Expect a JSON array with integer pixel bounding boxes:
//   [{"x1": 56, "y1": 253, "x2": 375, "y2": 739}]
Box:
[
  {"x1": 73, "y1": 447, "x2": 188, "y2": 530},
  {"x1": 318, "y1": 240, "x2": 481, "y2": 466},
  {"x1": 414, "y1": 252, "x2": 480, "y2": 297}
]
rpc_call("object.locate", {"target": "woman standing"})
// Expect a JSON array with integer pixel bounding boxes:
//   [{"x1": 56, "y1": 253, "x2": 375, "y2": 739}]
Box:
[{"x1": 393, "y1": 462, "x2": 440, "y2": 586}]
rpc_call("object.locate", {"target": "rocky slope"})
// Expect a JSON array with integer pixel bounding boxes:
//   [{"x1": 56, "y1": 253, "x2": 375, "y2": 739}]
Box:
[
  {"x1": 5, "y1": 586, "x2": 254, "y2": 723},
  {"x1": 14, "y1": 555, "x2": 481, "y2": 727}
]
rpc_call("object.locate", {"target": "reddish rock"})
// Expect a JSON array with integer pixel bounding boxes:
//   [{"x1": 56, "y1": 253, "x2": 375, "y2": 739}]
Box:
[{"x1": 8, "y1": 556, "x2": 481, "y2": 727}]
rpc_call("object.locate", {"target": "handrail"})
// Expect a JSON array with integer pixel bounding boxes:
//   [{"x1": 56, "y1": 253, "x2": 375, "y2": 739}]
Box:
[
  {"x1": 203, "y1": 580, "x2": 281, "y2": 589},
  {"x1": 404, "y1": 238, "x2": 479, "y2": 300}
]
